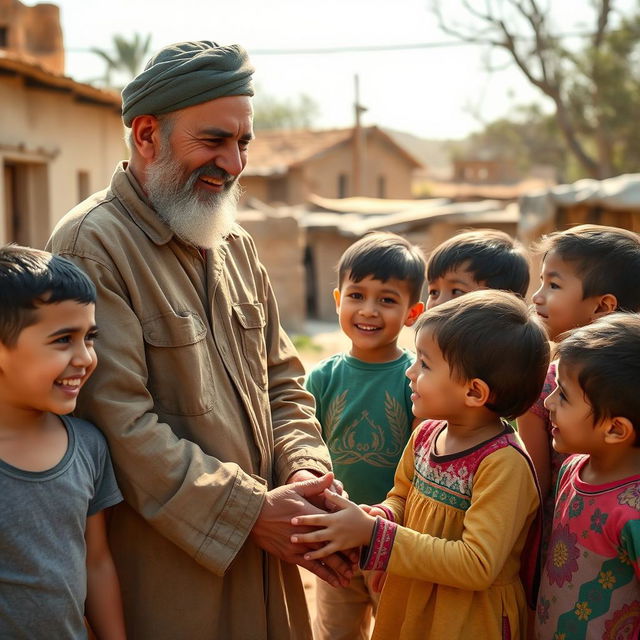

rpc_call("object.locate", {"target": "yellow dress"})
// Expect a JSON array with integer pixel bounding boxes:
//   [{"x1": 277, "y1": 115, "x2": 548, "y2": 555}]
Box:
[{"x1": 366, "y1": 420, "x2": 540, "y2": 640}]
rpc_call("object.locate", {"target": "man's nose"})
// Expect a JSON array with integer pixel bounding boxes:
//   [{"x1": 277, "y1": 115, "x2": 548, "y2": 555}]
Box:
[{"x1": 216, "y1": 145, "x2": 244, "y2": 177}]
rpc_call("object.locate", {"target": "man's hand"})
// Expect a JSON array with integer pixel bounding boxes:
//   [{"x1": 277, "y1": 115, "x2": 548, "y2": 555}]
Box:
[
  {"x1": 286, "y1": 469, "x2": 347, "y2": 508},
  {"x1": 290, "y1": 490, "x2": 376, "y2": 560},
  {"x1": 250, "y1": 473, "x2": 354, "y2": 587}
]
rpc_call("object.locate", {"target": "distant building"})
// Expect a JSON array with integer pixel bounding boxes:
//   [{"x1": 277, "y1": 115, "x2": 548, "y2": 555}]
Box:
[
  {"x1": 0, "y1": 0, "x2": 64, "y2": 74},
  {"x1": 241, "y1": 126, "x2": 423, "y2": 206},
  {"x1": 0, "y1": 0, "x2": 125, "y2": 248}
]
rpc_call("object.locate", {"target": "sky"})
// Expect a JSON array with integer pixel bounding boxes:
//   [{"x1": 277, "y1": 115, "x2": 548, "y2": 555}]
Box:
[{"x1": 46, "y1": 0, "x2": 633, "y2": 140}]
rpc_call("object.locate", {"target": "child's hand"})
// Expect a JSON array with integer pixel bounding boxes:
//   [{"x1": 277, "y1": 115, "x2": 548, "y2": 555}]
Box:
[
  {"x1": 361, "y1": 504, "x2": 388, "y2": 520},
  {"x1": 290, "y1": 489, "x2": 376, "y2": 560}
]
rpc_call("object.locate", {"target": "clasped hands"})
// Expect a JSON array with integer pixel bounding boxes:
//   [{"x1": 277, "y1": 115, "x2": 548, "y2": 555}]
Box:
[
  {"x1": 250, "y1": 471, "x2": 360, "y2": 587},
  {"x1": 251, "y1": 470, "x2": 389, "y2": 589}
]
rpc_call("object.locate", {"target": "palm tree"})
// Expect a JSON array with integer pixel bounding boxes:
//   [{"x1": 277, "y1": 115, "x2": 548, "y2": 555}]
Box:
[{"x1": 91, "y1": 33, "x2": 152, "y2": 89}]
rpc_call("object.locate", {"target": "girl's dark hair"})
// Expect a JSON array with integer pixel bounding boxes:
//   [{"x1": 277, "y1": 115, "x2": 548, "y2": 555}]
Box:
[
  {"x1": 337, "y1": 232, "x2": 426, "y2": 304},
  {"x1": 0, "y1": 244, "x2": 96, "y2": 346},
  {"x1": 416, "y1": 289, "x2": 550, "y2": 419},
  {"x1": 557, "y1": 313, "x2": 640, "y2": 444}
]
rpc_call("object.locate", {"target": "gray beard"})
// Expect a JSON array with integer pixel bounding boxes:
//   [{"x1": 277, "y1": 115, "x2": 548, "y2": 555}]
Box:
[{"x1": 145, "y1": 150, "x2": 240, "y2": 250}]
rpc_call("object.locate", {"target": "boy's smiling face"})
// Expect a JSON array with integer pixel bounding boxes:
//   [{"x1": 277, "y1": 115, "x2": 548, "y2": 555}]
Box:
[
  {"x1": 0, "y1": 300, "x2": 98, "y2": 420},
  {"x1": 426, "y1": 261, "x2": 485, "y2": 310},
  {"x1": 334, "y1": 274, "x2": 423, "y2": 363}
]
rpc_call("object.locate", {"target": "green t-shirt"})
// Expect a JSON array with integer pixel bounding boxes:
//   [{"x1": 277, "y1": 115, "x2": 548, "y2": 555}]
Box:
[{"x1": 306, "y1": 350, "x2": 414, "y2": 505}]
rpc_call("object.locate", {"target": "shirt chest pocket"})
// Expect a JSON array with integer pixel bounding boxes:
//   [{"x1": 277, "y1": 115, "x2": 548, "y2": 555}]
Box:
[
  {"x1": 142, "y1": 310, "x2": 215, "y2": 416},
  {"x1": 232, "y1": 302, "x2": 268, "y2": 390}
]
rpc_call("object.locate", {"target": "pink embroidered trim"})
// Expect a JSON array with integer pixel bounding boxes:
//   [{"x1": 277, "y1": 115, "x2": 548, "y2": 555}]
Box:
[
  {"x1": 360, "y1": 517, "x2": 397, "y2": 571},
  {"x1": 372, "y1": 504, "x2": 395, "y2": 522}
]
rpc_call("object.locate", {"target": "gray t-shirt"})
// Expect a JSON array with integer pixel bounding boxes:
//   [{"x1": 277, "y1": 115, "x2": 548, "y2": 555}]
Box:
[{"x1": 0, "y1": 415, "x2": 122, "y2": 639}]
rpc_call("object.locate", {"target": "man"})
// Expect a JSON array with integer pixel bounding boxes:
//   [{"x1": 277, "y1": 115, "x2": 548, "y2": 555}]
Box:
[{"x1": 48, "y1": 41, "x2": 350, "y2": 639}]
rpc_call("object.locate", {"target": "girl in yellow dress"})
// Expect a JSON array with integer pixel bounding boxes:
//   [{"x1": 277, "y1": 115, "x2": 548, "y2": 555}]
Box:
[{"x1": 291, "y1": 290, "x2": 548, "y2": 639}]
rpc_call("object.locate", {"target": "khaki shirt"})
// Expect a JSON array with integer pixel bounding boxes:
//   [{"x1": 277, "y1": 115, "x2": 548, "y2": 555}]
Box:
[{"x1": 48, "y1": 163, "x2": 331, "y2": 639}]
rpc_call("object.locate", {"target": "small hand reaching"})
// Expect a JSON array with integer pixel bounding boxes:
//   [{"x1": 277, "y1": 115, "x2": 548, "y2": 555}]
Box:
[
  {"x1": 290, "y1": 489, "x2": 376, "y2": 561},
  {"x1": 251, "y1": 473, "x2": 354, "y2": 587}
]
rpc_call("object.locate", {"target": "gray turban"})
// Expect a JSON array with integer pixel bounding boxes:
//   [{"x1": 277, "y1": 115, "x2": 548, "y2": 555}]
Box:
[{"x1": 121, "y1": 40, "x2": 254, "y2": 127}]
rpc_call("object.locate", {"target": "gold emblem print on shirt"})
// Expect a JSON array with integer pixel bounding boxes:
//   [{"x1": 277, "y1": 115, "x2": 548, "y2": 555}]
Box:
[{"x1": 325, "y1": 391, "x2": 408, "y2": 467}]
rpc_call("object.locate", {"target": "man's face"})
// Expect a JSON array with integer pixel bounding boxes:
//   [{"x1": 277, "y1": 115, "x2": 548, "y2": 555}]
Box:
[{"x1": 145, "y1": 96, "x2": 254, "y2": 248}]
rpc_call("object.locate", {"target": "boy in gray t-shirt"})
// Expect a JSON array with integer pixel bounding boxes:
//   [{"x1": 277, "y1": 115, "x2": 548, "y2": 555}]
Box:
[{"x1": 0, "y1": 245, "x2": 125, "y2": 639}]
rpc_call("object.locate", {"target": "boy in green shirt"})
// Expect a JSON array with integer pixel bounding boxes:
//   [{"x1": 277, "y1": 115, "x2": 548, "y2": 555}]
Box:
[{"x1": 306, "y1": 231, "x2": 425, "y2": 640}]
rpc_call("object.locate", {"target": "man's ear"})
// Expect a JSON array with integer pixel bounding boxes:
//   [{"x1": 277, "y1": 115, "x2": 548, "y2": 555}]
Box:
[
  {"x1": 464, "y1": 378, "x2": 491, "y2": 408},
  {"x1": 603, "y1": 416, "x2": 635, "y2": 446},
  {"x1": 405, "y1": 301, "x2": 425, "y2": 327},
  {"x1": 592, "y1": 293, "x2": 618, "y2": 320},
  {"x1": 130, "y1": 115, "x2": 161, "y2": 161},
  {"x1": 333, "y1": 288, "x2": 341, "y2": 314}
]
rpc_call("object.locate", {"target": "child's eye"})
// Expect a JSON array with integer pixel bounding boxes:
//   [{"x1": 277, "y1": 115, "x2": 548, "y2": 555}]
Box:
[
  {"x1": 54, "y1": 335, "x2": 71, "y2": 344},
  {"x1": 420, "y1": 359, "x2": 428, "y2": 369},
  {"x1": 85, "y1": 331, "x2": 99, "y2": 342},
  {"x1": 380, "y1": 297, "x2": 397, "y2": 305},
  {"x1": 427, "y1": 289, "x2": 438, "y2": 298},
  {"x1": 347, "y1": 292, "x2": 363, "y2": 300},
  {"x1": 452, "y1": 288, "x2": 466, "y2": 297},
  {"x1": 550, "y1": 282, "x2": 560, "y2": 290},
  {"x1": 558, "y1": 390, "x2": 567, "y2": 402}
]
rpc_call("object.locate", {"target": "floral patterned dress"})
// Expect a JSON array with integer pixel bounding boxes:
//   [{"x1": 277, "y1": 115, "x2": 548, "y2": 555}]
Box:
[{"x1": 535, "y1": 454, "x2": 640, "y2": 639}]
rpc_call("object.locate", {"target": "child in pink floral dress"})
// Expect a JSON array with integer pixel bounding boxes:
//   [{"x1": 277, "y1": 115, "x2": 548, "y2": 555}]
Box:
[{"x1": 535, "y1": 314, "x2": 640, "y2": 639}]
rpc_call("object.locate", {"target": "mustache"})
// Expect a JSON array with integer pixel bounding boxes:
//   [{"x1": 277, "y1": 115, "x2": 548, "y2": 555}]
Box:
[{"x1": 193, "y1": 165, "x2": 234, "y2": 184}]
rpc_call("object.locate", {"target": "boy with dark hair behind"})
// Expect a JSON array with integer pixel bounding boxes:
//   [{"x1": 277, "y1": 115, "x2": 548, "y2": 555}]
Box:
[
  {"x1": 535, "y1": 313, "x2": 640, "y2": 638},
  {"x1": 0, "y1": 245, "x2": 125, "y2": 639},
  {"x1": 306, "y1": 231, "x2": 426, "y2": 640},
  {"x1": 426, "y1": 228, "x2": 529, "y2": 308}
]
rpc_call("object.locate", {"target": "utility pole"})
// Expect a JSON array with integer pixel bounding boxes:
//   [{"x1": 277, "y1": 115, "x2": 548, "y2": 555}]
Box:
[{"x1": 352, "y1": 74, "x2": 367, "y2": 196}]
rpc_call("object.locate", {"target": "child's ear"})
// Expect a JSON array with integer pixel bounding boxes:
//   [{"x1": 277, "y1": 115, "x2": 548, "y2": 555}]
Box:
[
  {"x1": 592, "y1": 293, "x2": 618, "y2": 320},
  {"x1": 404, "y1": 301, "x2": 425, "y2": 327},
  {"x1": 603, "y1": 416, "x2": 635, "y2": 445},
  {"x1": 464, "y1": 378, "x2": 491, "y2": 407},
  {"x1": 333, "y1": 288, "x2": 341, "y2": 314}
]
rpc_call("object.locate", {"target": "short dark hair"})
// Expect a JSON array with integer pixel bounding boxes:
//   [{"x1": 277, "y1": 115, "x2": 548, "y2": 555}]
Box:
[
  {"x1": 337, "y1": 232, "x2": 426, "y2": 304},
  {"x1": 0, "y1": 244, "x2": 96, "y2": 347},
  {"x1": 427, "y1": 229, "x2": 530, "y2": 298},
  {"x1": 415, "y1": 289, "x2": 550, "y2": 419},
  {"x1": 537, "y1": 224, "x2": 640, "y2": 311},
  {"x1": 557, "y1": 313, "x2": 640, "y2": 444}
]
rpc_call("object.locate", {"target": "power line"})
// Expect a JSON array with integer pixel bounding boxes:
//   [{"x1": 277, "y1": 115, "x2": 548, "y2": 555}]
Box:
[{"x1": 64, "y1": 31, "x2": 598, "y2": 57}]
